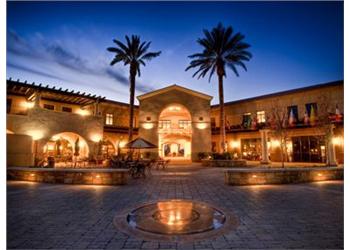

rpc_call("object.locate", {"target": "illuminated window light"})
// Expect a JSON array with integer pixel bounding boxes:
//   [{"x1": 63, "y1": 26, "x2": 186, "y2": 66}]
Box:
[
  {"x1": 252, "y1": 175, "x2": 257, "y2": 178},
  {"x1": 96, "y1": 175, "x2": 101, "y2": 178}
]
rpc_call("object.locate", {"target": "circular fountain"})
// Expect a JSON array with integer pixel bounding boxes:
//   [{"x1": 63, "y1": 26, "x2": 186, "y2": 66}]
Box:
[{"x1": 114, "y1": 199, "x2": 238, "y2": 241}]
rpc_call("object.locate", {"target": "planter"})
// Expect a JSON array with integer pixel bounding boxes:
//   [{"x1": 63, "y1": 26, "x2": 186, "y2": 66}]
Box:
[
  {"x1": 224, "y1": 167, "x2": 344, "y2": 185},
  {"x1": 7, "y1": 167, "x2": 129, "y2": 185},
  {"x1": 202, "y1": 159, "x2": 247, "y2": 167}
]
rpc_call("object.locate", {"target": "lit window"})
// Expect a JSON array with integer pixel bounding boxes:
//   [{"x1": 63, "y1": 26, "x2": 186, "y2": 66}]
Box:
[
  {"x1": 179, "y1": 120, "x2": 191, "y2": 129},
  {"x1": 105, "y1": 113, "x2": 113, "y2": 125},
  {"x1": 257, "y1": 111, "x2": 266, "y2": 123},
  {"x1": 159, "y1": 120, "x2": 171, "y2": 129}
]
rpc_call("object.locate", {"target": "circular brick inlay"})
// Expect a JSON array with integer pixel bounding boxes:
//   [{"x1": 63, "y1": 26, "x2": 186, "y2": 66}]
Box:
[{"x1": 114, "y1": 199, "x2": 239, "y2": 241}]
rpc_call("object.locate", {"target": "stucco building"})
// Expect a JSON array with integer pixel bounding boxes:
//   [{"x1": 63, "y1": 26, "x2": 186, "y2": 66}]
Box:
[{"x1": 6, "y1": 78, "x2": 343, "y2": 166}]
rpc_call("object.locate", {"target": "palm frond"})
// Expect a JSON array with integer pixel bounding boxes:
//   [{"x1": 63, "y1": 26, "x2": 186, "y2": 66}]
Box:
[
  {"x1": 113, "y1": 39, "x2": 127, "y2": 52},
  {"x1": 141, "y1": 51, "x2": 161, "y2": 61}
]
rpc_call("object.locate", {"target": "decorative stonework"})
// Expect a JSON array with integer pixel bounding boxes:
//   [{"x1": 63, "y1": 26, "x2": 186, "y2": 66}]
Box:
[
  {"x1": 202, "y1": 159, "x2": 247, "y2": 167},
  {"x1": 225, "y1": 167, "x2": 343, "y2": 185},
  {"x1": 113, "y1": 199, "x2": 239, "y2": 242},
  {"x1": 7, "y1": 167, "x2": 129, "y2": 185}
]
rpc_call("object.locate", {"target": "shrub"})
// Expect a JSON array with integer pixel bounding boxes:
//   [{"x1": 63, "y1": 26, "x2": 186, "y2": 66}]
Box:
[
  {"x1": 212, "y1": 152, "x2": 233, "y2": 160},
  {"x1": 198, "y1": 152, "x2": 212, "y2": 160}
]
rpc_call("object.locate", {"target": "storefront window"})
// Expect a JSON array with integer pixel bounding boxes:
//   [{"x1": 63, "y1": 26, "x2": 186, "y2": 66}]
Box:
[
  {"x1": 241, "y1": 138, "x2": 261, "y2": 160},
  {"x1": 292, "y1": 136, "x2": 325, "y2": 162}
]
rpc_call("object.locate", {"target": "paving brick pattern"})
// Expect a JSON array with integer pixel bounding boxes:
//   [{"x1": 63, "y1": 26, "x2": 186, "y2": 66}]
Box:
[{"x1": 7, "y1": 165, "x2": 343, "y2": 249}]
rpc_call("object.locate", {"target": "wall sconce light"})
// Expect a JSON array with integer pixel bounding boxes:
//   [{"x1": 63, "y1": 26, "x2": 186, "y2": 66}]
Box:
[
  {"x1": 90, "y1": 134, "x2": 102, "y2": 142},
  {"x1": 196, "y1": 123, "x2": 207, "y2": 129},
  {"x1": 22, "y1": 101, "x2": 34, "y2": 109},
  {"x1": 332, "y1": 137, "x2": 343, "y2": 146},
  {"x1": 230, "y1": 140, "x2": 240, "y2": 149},
  {"x1": 252, "y1": 175, "x2": 257, "y2": 178},
  {"x1": 77, "y1": 109, "x2": 89, "y2": 116},
  {"x1": 142, "y1": 122, "x2": 154, "y2": 129},
  {"x1": 270, "y1": 140, "x2": 281, "y2": 148},
  {"x1": 27, "y1": 130, "x2": 44, "y2": 140}
]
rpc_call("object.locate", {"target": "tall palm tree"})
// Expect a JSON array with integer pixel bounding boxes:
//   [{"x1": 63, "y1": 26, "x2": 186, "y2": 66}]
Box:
[
  {"x1": 107, "y1": 35, "x2": 161, "y2": 142},
  {"x1": 186, "y1": 23, "x2": 252, "y2": 153}
]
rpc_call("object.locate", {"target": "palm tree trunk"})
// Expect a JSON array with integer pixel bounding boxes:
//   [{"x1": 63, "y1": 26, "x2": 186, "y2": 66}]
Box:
[
  {"x1": 218, "y1": 74, "x2": 226, "y2": 153},
  {"x1": 128, "y1": 66, "x2": 136, "y2": 142}
]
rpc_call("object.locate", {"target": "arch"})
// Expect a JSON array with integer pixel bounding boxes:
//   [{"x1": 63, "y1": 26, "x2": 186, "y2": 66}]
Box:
[
  {"x1": 101, "y1": 139, "x2": 116, "y2": 158},
  {"x1": 43, "y1": 132, "x2": 90, "y2": 160},
  {"x1": 158, "y1": 103, "x2": 192, "y2": 160},
  {"x1": 159, "y1": 103, "x2": 192, "y2": 121}
]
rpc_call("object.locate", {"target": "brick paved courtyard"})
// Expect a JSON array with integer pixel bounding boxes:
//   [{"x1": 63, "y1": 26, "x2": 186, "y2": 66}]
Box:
[{"x1": 7, "y1": 165, "x2": 343, "y2": 249}]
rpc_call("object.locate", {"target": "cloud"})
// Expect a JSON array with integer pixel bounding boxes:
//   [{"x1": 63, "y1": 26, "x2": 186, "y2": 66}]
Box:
[
  {"x1": 7, "y1": 29, "x2": 154, "y2": 98},
  {"x1": 7, "y1": 62, "x2": 67, "y2": 82}
]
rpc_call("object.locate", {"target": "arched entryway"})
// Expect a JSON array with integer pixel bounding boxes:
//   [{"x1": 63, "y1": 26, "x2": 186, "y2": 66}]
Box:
[
  {"x1": 101, "y1": 139, "x2": 116, "y2": 158},
  {"x1": 158, "y1": 104, "x2": 192, "y2": 160},
  {"x1": 43, "y1": 132, "x2": 89, "y2": 166}
]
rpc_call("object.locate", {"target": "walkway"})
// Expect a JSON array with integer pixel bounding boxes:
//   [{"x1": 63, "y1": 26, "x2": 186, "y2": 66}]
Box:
[{"x1": 7, "y1": 164, "x2": 343, "y2": 249}]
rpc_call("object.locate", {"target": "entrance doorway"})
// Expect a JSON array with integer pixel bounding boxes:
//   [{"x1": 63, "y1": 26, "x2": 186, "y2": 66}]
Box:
[{"x1": 158, "y1": 104, "x2": 192, "y2": 160}]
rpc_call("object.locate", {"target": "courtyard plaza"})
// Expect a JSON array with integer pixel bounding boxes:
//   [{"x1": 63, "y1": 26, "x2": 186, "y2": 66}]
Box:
[{"x1": 7, "y1": 164, "x2": 343, "y2": 249}]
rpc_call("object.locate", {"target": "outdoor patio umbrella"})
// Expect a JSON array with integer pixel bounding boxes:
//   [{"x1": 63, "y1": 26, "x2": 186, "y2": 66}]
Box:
[{"x1": 124, "y1": 137, "x2": 157, "y2": 159}]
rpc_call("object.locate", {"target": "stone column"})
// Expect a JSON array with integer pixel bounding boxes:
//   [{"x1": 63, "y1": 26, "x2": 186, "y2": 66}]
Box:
[
  {"x1": 94, "y1": 99, "x2": 100, "y2": 116},
  {"x1": 327, "y1": 124, "x2": 337, "y2": 166},
  {"x1": 260, "y1": 129, "x2": 270, "y2": 164},
  {"x1": 34, "y1": 91, "x2": 41, "y2": 108}
]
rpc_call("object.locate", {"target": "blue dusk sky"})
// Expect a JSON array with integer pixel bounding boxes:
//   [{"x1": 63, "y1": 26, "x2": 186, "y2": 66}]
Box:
[{"x1": 7, "y1": 1, "x2": 343, "y2": 104}]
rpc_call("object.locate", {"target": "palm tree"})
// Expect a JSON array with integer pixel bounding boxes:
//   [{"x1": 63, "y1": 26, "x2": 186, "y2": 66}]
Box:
[
  {"x1": 186, "y1": 23, "x2": 252, "y2": 153},
  {"x1": 107, "y1": 35, "x2": 161, "y2": 142}
]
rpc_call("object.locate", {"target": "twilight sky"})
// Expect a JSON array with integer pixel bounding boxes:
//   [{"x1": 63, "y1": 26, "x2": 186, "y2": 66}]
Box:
[{"x1": 7, "y1": 1, "x2": 343, "y2": 104}]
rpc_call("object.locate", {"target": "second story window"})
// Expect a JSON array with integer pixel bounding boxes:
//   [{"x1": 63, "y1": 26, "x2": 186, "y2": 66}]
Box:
[
  {"x1": 105, "y1": 113, "x2": 113, "y2": 125},
  {"x1": 305, "y1": 103, "x2": 317, "y2": 117},
  {"x1": 62, "y1": 107, "x2": 72, "y2": 113},
  {"x1": 43, "y1": 104, "x2": 55, "y2": 110},
  {"x1": 256, "y1": 111, "x2": 266, "y2": 123},
  {"x1": 242, "y1": 113, "x2": 252, "y2": 128},
  {"x1": 159, "y1": 120, "x2": 171, "y2": 129},
  {"x1": 287, "y1": 105, "x2": 299, "y2": 123},
  {"x1": 179, "y1": 120, "x2": 191, "y2": 129},
  {"x1": 7, "y1": 99, "x2": 12, "y2": 114}
]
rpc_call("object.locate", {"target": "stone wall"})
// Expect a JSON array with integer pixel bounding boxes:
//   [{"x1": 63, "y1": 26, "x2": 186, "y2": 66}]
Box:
[
  {"x1": 225, "y1": 167, "x2": 343, "y2": 185},
  {"x1": 7, "y1": 168, "x2": 129, "y2": 185},
  {"x1": 7, "y1": 134, "x2": 34, "y2": 167}
]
